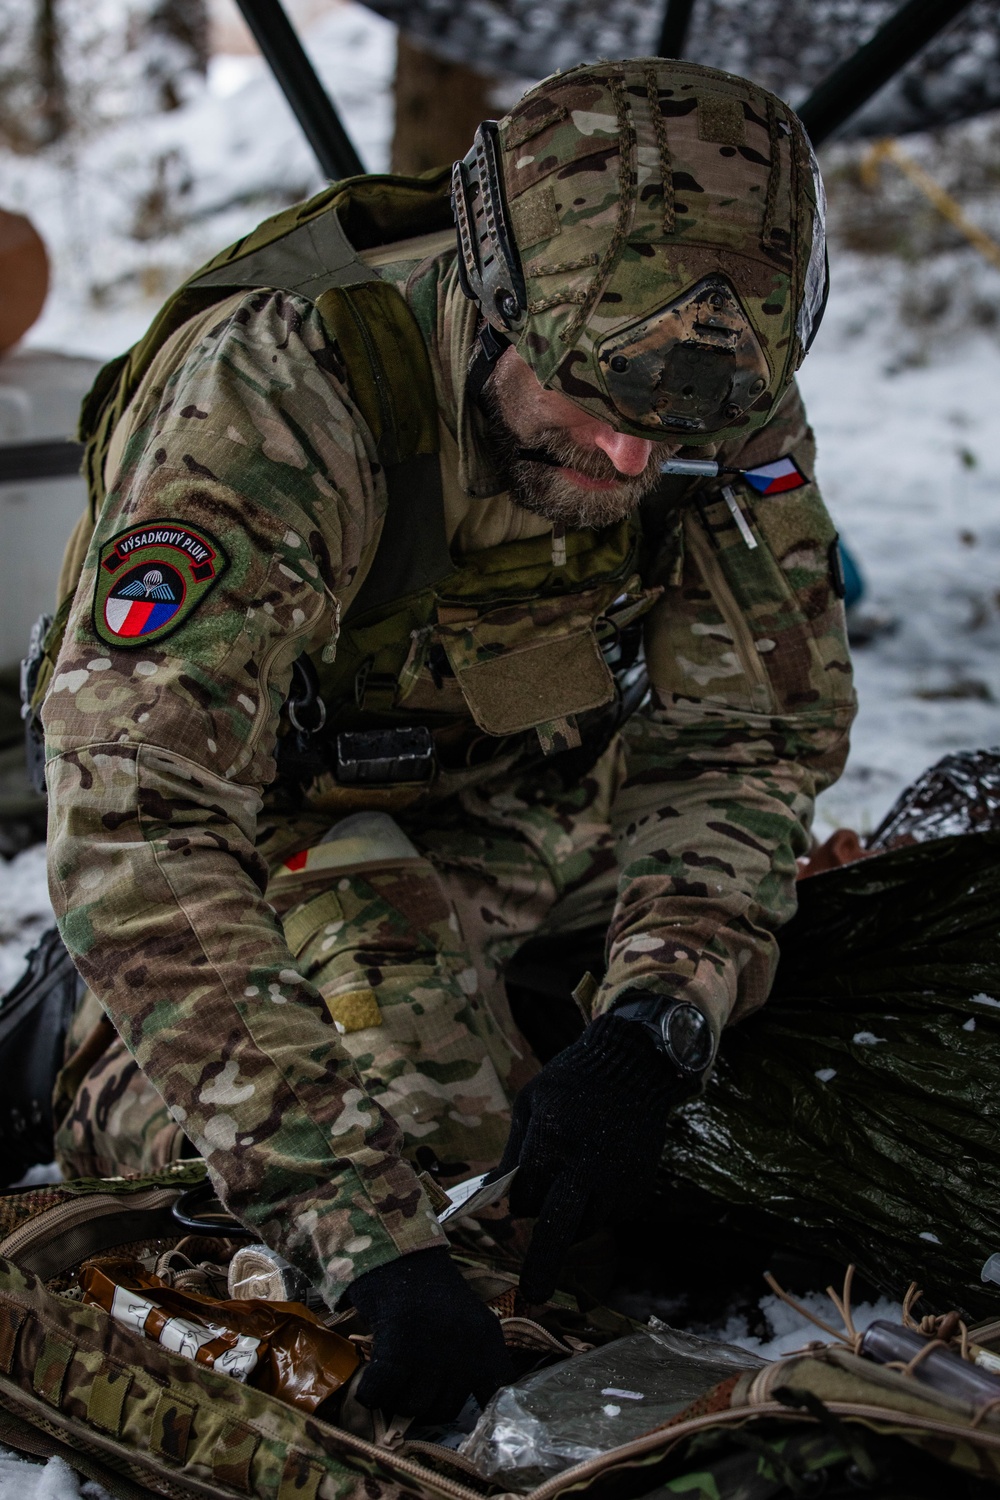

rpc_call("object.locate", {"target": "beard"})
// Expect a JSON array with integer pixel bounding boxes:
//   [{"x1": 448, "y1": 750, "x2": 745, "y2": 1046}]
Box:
[{"x1": 479, "y1": 371, "x2": 665, "y2": 530}]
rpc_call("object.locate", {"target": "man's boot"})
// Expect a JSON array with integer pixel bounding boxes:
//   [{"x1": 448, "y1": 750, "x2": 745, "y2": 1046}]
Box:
[{"x1": 0, "y1": 925, "x2": 81, "y2": 1187}]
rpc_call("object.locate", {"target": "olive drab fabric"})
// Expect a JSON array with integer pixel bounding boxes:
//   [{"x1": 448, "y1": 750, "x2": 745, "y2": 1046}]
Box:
[
  {"x1": 477, "y1": 59, "x2": 827, "y2": 442},
  {"x1": 41, "y1": 60, "x2": 854, "y2": 1308}
]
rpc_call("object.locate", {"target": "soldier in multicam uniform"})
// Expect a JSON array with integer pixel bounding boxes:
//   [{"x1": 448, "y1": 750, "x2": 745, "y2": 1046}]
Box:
[{"x1": 40, "y1": 58, "x2": 853, "y2": 1420}]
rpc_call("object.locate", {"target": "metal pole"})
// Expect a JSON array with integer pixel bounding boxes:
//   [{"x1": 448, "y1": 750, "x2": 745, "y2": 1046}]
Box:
[
  {"x1": 797, "y1": 0, "x2": 976, "y2": 147},
  {"x1": 232, "y1": 0, "x2": 365, "y2": 180},
  {"x1": 656, "y1": 0, "x2": 697, "y2": 59},
  {"x1": 0, "y1": 440, "x2": 83, "y2": 484}
]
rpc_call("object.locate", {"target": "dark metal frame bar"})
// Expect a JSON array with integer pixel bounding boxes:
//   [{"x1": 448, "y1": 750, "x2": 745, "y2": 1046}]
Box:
[
  {"x1": 797, "y1": 0, "x2": 976, "y2": 146},
  {"x1": 0, "y1": 440, "x2": 84, "y2": 485},
  {"x1": 232, "y1": 0, "x2": 365, "y2": 180},
  {"x1": 657, "y1": 0, "x2": 697, "y2": 59}
]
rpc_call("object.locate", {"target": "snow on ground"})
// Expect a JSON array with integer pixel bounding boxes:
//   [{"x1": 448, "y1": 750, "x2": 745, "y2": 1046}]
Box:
[
  {"x1": 802, "y1": 253, "x2": 1000, "y2": 838},
  {"x1": 0, "y1": 843, "x2": 53, "y2": 994},
  {"x1": 0, "y1": 1450, "x2": 111, "y2": 1500},
  {"x1": 0, "y1": 3, "x2": 396, "y2": 362},
  {"x1": 705, "y1": 1288, "x2": 902, "y2": 1362}
]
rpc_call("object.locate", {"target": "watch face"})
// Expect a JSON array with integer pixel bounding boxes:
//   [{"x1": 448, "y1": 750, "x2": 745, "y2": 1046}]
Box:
[{"x1": 662, "y1": 1003, "x2": 715, "y2": 1074}]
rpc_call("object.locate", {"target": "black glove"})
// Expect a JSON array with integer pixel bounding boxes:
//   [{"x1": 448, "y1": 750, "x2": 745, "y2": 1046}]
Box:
[
  {"x1": 496, "y1": 1009, "x2": 699, "y2": 1304},
  {"x1": 345, "y1": 1246, "x2": 513, "y2": 1421}
]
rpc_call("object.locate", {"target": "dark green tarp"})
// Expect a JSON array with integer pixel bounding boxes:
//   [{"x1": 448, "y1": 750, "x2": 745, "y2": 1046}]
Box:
[{"x1": 665, "y1": 833, "x2": 1000, "y2": 1319}]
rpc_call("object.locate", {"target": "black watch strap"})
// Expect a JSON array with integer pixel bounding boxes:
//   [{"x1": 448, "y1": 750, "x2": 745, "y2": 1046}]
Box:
[{"x1": 611, "y1": 992, "x2": 715, "y2": 1075}]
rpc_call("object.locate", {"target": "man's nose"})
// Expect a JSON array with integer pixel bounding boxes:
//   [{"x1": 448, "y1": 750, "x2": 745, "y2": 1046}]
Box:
[{"x1": 591, "y1": 425, "x2": 653, "y2": 476}]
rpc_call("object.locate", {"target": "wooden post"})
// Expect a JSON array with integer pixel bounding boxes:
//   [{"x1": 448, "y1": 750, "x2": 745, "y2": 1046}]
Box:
[{"x1": 391, "y1": 33, "x2": 498, "y2": 176}]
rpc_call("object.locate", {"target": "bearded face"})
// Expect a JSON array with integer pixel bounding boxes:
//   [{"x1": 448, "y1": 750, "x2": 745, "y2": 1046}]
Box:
[{"x1": 480, "y1": 345, "x2": 671, "y2": 530}]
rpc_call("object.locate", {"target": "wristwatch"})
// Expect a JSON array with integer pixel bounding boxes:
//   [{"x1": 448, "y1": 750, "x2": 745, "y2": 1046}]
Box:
[{"x1": 611, "y1": 991, "x2": 715, "y2": 1076}]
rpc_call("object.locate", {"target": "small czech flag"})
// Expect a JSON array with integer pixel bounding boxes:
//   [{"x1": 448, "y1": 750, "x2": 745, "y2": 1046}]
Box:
[{"x1": 742, "y1": 455, "x2": 808, "y2": 495}]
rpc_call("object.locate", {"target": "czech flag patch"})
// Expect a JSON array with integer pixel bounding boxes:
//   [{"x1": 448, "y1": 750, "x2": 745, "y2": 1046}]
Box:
[{"x1": 742, "y1": 455, "x2": 809, "y2": 495}]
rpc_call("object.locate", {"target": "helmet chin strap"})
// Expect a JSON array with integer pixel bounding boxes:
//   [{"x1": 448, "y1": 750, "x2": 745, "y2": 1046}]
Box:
[
  {"x1": 513, "y1": 445, "x2": 564, "y2": 468},
  {"x1": 466, "y1": 322, "x2": 511, "y2": 404}
]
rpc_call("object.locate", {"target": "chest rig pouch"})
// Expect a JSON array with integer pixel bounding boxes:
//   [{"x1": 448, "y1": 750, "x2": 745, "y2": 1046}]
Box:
[
  {"x1": 427, "y1": 517, "x2": 657, "y2": 740},
  {"x1": 435, "y1": 585, "x2": 619, "y2": 737},
  {"x1": 297, "y1": 498, "x2": 661, "y2": 805}
]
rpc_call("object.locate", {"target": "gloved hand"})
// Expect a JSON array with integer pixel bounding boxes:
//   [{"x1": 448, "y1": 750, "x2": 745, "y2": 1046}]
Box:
[
  {"x1": 496, "y1": 1010, "x2": 695, "y2": 1304},
  {"x1": 345, "y1": 1245, "x2": 513, "y2": 1420}
]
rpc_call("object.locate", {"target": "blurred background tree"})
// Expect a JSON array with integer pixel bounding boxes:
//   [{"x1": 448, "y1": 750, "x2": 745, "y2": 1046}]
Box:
[{"x1": 0, "y1": 0, "x2": 209, "y2": 154}]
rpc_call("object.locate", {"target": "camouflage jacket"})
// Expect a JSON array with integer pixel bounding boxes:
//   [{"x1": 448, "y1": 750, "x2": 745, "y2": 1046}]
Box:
[{"x1": 42, "y1": 240, "x2": 855, "y2": 1298}]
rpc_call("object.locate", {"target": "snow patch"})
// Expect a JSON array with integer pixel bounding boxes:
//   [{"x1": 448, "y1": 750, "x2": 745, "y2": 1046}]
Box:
[
  {"x1": 704, "y1": 1290, "x2": 903, "y2": 1362},
  {"x1": 0, "y1": 844, "x2": 55, "y2": 996},
  {"x1": 3, "y1": 5, "x2": 398, "y2": 361},
  {"x1": 801, "y1": 254, "x2": 1000, "y2": 839},
  {"x1": 0, "y1": 1450, "x2": 111, "y2": 1499}
]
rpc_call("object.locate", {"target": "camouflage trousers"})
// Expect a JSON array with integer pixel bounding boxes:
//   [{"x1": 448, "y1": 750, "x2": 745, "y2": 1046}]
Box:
[{"x1": 54, "y1": 750, "x2": 623, "y2": 1184}]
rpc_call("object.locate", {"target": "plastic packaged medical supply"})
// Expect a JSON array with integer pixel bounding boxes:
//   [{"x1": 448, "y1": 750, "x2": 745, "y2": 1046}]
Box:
[
  {"x1": 461, "y1": 1323, "x2": 763, "y2": 1488},
  {"x1": 80, "y1": 1263, "x2": 359, "y2": 1413}
]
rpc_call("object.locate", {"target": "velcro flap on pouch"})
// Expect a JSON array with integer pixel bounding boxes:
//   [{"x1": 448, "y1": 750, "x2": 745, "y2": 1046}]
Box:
[
  {"x1": 87, "y1": 1365, "x2": 132, "y2": 1434},
  {"x1": 34, "y1": 1334, "x2": 75, "y2": 1406},
  {"x1": 437, "y1": 594, "x2": 616, "y2": 736},
  {"x1": 0, "y1": 1304, "x2": 25, "y2": 1373},
  {"x1": 151, "y1": 1388, "x2": 196, "y2": 1462},
  {"x1": 213, "y1": 1418, "x2": 260, "y2": 1493},
  {"x1": 450, "y1": 629, "x2": 614, "y2": 736}
]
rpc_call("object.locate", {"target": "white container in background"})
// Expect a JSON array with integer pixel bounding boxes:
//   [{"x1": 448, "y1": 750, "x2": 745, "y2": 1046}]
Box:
[{"x1": 0, "y1": 347, "x2": 102, "y2": 671}]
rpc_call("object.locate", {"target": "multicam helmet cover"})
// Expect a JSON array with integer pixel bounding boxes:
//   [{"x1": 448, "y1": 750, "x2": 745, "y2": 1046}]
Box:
[{"x1": 453, "y1": 58, "x2": 828, "y2": 444}]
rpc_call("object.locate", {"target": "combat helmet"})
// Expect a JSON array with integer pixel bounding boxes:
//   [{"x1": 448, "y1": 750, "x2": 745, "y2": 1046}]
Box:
[{"x1": 452, "y1": 58, "x2": 828, "y2": 444}]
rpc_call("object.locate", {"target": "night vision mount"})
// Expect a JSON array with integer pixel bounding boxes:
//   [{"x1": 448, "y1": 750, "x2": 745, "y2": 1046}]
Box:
[{"x1": 452, "y1": 121, "x2": 527, "y2": 337}]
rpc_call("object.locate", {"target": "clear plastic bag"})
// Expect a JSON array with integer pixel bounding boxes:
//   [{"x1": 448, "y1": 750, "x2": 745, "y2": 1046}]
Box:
[{"x1": 460, "y1": 1323, "x2": 764, "y2": 1488}]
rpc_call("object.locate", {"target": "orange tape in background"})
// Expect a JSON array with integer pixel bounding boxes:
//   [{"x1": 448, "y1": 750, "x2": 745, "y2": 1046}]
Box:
[{"x1": 861, "y1": 137, "x2": 1000, "y2": 274}]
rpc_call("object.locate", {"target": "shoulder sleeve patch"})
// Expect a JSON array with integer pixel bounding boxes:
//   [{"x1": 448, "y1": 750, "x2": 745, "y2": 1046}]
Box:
[{"x1": 93, "y1": 520, "x2": 228, "y2": 648}]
